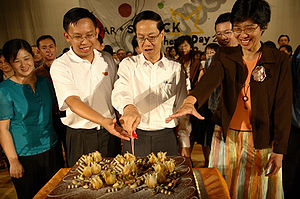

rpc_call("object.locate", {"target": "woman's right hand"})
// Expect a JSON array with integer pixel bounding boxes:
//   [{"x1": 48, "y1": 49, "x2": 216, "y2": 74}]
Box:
[
  {"x1": 9, "y1": 159, "x2": 24, "y2": 178},
  {"x1": 165, "y1": 96, "x2": 204, "y2": 123}
]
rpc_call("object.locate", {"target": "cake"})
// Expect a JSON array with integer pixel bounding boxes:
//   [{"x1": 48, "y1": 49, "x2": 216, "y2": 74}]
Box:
[{"x1": 47, "y1": 151, "x2": 199, "y2": 199}]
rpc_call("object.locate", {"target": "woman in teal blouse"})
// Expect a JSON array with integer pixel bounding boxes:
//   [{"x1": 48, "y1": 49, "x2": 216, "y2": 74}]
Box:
[{"x1": 0, "y1": 39, "x2": 63, "y2": 199}]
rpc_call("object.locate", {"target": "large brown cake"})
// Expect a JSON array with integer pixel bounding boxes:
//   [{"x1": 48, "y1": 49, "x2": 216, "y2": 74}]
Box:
[{"x1": 47, "y1": 152, "x2": 200, "y2": 199}]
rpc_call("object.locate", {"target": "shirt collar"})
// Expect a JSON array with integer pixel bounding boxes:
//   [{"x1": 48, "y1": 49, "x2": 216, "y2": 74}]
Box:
[
  {"x1": 138, "y1": 52, "x2": 167, "y2": 70},
  {"x1": 67, "y1": 46, "x2": 97, "y2": 63}
]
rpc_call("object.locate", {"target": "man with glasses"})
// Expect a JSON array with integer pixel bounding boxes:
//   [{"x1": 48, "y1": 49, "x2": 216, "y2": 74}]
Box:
[
  {"x1": 215, "y1": 12, "x2": 238, "y2": 47},
  {"x1": 50, "y1": 7, "x2": 129, "y2": 167},
  {"x1": 112, "y1": 10, "x2": 188, "y2": 157}
]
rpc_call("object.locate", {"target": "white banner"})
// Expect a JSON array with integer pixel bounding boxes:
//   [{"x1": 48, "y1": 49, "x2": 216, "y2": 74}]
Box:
[{"x1": 80, "y1": 0, "x2": 234, "y2": 52}]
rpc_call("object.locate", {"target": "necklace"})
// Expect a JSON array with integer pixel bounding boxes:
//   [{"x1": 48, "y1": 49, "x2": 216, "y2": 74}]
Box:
[
  {"x1": 241, "y1": 52, "x2": 262, "y2": 110},
  {"x1": 242, "y1": 84, "x2": 250, "y2": 109}
]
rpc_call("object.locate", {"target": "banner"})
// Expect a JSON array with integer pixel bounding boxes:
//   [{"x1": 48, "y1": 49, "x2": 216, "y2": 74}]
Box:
[{"x1": 80, "y1": 0, "x2": 232, "y2": 52}]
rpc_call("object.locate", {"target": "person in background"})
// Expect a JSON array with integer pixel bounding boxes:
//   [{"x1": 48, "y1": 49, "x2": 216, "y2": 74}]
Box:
[
  {"x1": 35, "y1": 35, "x2": 67, "y2": 165},
  {"x1": 197, "y1": 42, "x2": 220, "y2": 167},
  {"x1": 103, "y1": 45, "x2": 114, "y2": 55},
  {"x1": 31, "y1": 44, "x2": 43, "y2": 67},
  {"x1": 277, "y1": 34, "x2": 290, "y2": 47},
  {"x1": 36, "y1": 35, "x2": 58, "y2": 73},
  {"x1": 0, "y1": 39, "x2": 63, "y2": 199},
  {"x1": 283, "y1": 45, "x2": 300, "y2": 198},
  {"x1": 117, "y1": 48, "x2": 126, "y2": 62},
  {"x1": 169, "y1": 46, "x2": 178, "y2": 60},
  {"x1": 0, "y1": 50, "x2": 14, "y2": 82},
  {"x1": 50, "y1": 7, "x2": 129, "y2": 167},
  {"x1": 165, "y1": 46, "x2": 170, "y2": 57},
  {"x1": 279, "y1": 44, "x2": 293, "y2": 59},
  {"x1": 95, "y1": 35, "x2": 105, "y2": 51},
  {"x1": 126, "y1": 51, "x2": 133, "y2": 57},
  {"x1": 174, "y1": 35, "x2": 205, "y2": 162},
  {"x1": 131, "y1": 35, "x2": 142, "y2": 55},
  {"x1": 201, "y1": 43, "x2": 220, "y2": 70},
  {"x1": 112, "y1": 52, "x2": 119, "y2": 64},
  {"x1": 166, "y1": 0, "x2": 291, "y2": 198},
  {"x1": 204, "y1": 43, "x2": 219, "y2": 61},
  {"x1": 0, "y1": 50, "x2": 13, "y2": 170},
  {"x1": 263, "y1": 40, "x2": 277, "y2": 49},
  {"x1": 200, "y1": 51, "x2": 206, "y2": 61},
  {"x1": 215, "y1": 12, "x2": 239, "y2": 47},
  {"x1": 112, "y1": 10, "x2": 188, "y2": 157}
]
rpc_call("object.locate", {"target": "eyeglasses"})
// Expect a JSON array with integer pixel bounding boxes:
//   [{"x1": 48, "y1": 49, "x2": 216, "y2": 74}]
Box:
[
  {"x1": 215, "y1": 30, "x2": 233, "y2": 38},
  {"x1": 232, "y1": 25, "x2": 259, "y2": 34},
  {"x1": 136, "y1": 32, "x2": 161, "y2": 43},
  {"x1": 68, "y1": 32, "x2": 96, "y2": 42},
  {"x1": 205, "y1": 51, "x2": 216, "y2": 55}
]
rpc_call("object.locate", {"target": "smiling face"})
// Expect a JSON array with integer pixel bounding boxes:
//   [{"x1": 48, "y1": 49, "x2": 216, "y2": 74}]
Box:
[
  {"x1": 0, "y1": 55, "x2": 13, "y2": 74},
  {"x1": 136, "y1": 20, "x2": 164, "y2": 64},
  {"x1": 64, "y1": 18, "x2": 99, "y2": 62},
  {"x1": 233, "y1": 19, "x2": 263, "y2": 52},
  {"x1": 215, "y1": 21, "x2": 238, "y2": 47},
  {"x1": 178, "y1": 40, "x2": 191, "y2": 56},
  {"x1": 10, "y1": 49, "x2": 35, "y2": 78},
  {"x1": 38, "y1": 38, "x2": 57, "y2": 62}
]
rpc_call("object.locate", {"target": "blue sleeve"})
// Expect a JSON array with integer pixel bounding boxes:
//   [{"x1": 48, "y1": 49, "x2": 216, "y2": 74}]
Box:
[{"x1": 0, "y1": 87, "x2": 13, "y2": 120}]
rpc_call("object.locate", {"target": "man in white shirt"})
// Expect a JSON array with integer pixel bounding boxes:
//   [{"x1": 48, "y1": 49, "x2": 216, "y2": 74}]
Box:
[
  {"x1": 112, "y1": 10, "x2": 189, "y2": 157},
  {"x1": 50, "y1": 7, "x2": 129, "y2": 166}
]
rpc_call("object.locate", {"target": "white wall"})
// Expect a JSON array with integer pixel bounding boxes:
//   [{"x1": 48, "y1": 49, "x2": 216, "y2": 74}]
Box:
[{"x1": 0, "y1": 0, "x2": 79, "y2": 54}]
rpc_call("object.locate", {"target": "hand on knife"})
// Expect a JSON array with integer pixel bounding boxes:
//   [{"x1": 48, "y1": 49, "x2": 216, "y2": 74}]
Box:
[{"x1": 119, "y1": 104, "x2": 141, "y2": 138}]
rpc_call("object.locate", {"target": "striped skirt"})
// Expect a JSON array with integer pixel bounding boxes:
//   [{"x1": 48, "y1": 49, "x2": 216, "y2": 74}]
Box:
[{"x1": 208, "y1": 126, "x2": 284, "y2": 199}]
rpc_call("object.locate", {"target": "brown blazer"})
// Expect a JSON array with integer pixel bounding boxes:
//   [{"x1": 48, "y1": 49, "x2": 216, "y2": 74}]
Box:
[{"x1": 191, "y1": 44, "x2": 292, "y2": 154}]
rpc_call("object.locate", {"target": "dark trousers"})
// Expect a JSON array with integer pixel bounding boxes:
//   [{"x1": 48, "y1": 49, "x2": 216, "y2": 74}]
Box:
[
  {"x1": 66, "y1": 127, "x2": 121, "y2": 167},
  {"x1": 283, "y1": 124, "x2": 300, "y2": 198},
  {"x1": 8, "y1": 143, "x2": 63, "y2": 199},
  {"x1": 123, "y1": 128, "x2": 178, "y2": 157}
]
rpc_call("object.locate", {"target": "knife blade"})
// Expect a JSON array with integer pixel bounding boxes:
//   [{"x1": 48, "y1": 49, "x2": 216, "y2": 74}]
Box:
[{"x1": 131, "y1": 130, "x2": 137, "y2": 155}]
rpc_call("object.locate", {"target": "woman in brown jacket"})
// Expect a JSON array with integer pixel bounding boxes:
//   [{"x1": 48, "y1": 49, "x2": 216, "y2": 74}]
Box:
[{"x1": 166, "y1": 0, "x2": 291, "y2": 198}]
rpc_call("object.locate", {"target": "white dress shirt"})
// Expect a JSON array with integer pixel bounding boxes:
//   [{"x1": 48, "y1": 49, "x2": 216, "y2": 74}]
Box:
[
  {"x1": 112, "y1": 53, "x2": 187, "y2": 131},
  {"x1": 50, "y1": 48, "x2": 117, "y2": 129}
]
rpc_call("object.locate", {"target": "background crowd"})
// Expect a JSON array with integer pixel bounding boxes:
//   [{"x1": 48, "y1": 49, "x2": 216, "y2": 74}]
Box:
[{"x1": 0, "y1": 0, "x2": 299, "y2": 198}]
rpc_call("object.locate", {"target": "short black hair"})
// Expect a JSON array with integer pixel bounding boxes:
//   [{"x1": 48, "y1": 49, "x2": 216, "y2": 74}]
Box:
[
  {"x1": 278, "y1": 34, "x2": 290, "y2": 43},
  {"x1": 97, "y1": 35, "x2": 103, "y2": 44},
  {"x1": 2, "y1": 39, "x2": 33, "y2": 63},
  {"x1": 231, "y1": 0, "x2": 271, "y2": 29},
  {"x1": 131, "y1": 35, "x2": 138, "y2": 55},
  {"x1": 36, "y1": 35, "x2": 56, "y2": 49},
  {"x1": 103, "y1": 45, "x2": 113, "y2": 55},
  {"x1": 174, "y1": 35, "x2": 194, "y2": 55},
  {"x1": 215, "y1": 12, "x2": 231, "y2": 30},
  {"x1": 205, "y1": 43, "x2": 220, "y2": 52},
  {"x1": 263, "y1": 41, "x2": 277, "y2": 49},
  {"x1": 63, "y1": 7, "x2": 97, "y2": 32},
  {"x1": 133, "y1": 10, "x2": 164, "y2": 33}
]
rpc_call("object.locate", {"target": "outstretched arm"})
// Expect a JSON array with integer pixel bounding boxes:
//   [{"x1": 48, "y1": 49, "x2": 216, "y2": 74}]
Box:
[
  {"x1": 65, "y1": 96, "x2": 130, "y2": 140},
  {"x1": 165, "y1": 95, "x2": 204, "y2": 123}
]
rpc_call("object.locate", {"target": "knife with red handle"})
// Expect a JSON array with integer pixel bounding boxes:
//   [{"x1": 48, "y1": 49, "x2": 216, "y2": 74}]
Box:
[{"x1": 131, "y1": 130, "x2": 137, "y2": 155}]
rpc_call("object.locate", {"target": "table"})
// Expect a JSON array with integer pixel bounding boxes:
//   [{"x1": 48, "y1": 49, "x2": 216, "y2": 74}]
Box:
[{"x1": 34, "y1": 167, "x2": 230, "y2": 199}]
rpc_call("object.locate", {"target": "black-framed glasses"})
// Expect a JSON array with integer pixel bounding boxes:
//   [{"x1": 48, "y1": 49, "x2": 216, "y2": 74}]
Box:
[
  {"x1": 68, "y1": 32, "x2": 96, "y2": 42},
  {"x1": 136, "y1": 32, "x2": 161, "y2": 43},
  {"x1": 215, "y1": 30, "x2": 233, "y2": 38},
  {"x1": 232, "y1": 25, "x2": 259, "y2": 34}
]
